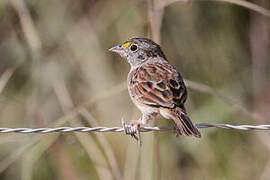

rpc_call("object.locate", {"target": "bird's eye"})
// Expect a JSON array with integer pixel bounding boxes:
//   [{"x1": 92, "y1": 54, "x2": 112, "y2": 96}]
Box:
[{"x1": 130, "y1": 44, "x2": 138, "y2": 51}]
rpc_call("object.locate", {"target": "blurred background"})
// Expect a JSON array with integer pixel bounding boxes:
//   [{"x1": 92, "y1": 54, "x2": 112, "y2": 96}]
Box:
[{"x1": 0, "y1": 0, "x2": 270, "y2": 179}]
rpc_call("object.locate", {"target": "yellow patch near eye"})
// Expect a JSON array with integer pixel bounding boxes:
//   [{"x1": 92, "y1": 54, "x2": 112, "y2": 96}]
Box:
[{"x1": 122, "y1": 42, "x2": 133, "y2": 47}]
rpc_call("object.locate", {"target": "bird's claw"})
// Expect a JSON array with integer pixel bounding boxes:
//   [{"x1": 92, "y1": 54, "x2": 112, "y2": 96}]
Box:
[{"x1": 122, "y1": 118, "x2": 142, "y2": 146}]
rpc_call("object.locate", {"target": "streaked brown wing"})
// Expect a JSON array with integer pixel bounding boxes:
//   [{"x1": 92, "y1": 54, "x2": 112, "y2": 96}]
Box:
[{"x1": 128, "y1": 61, "x2": 187, "y2": 109}]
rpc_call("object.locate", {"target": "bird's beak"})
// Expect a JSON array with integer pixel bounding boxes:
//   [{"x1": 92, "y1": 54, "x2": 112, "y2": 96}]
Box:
[{"x1": 109, "y1": 45, "x2": 124, "y2": 54}]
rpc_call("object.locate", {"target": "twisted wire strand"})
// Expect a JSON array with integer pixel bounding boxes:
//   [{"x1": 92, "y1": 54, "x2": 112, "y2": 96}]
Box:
[{"x1": 0, "y1": 123, "x2": 269, "y2": 133}]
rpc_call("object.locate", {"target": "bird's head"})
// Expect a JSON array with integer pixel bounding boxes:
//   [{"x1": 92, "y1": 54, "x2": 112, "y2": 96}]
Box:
[{"x1": 109, "y1": 37, "x2": 166, "y2": 67}]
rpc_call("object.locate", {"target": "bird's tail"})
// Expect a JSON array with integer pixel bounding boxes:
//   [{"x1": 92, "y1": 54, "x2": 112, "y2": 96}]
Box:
[{"x1": 166, "y1": 107, "x2": 201, "y2": 138}]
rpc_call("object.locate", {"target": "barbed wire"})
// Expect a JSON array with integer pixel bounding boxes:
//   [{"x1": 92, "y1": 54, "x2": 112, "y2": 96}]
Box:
[{"x1": 0, "y1": 123, "x2": 269, "y2": 134}]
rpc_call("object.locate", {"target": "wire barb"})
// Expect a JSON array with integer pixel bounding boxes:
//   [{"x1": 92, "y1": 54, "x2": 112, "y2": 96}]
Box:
[
  {"x1": 122, "y1": 118, "x2": 142, "y2": 146},
  {"x1": 0, "y1": 123, "x2": 269, "y2": 134}
]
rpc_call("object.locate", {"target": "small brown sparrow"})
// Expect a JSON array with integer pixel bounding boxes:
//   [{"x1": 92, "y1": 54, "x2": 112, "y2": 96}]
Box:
[{"x1": 109, "y1": 37, "x2": 201, "y2": 138}]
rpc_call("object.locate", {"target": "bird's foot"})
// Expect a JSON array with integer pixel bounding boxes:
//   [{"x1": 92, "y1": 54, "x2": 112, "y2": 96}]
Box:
[{"x1": 122, "y1": 119, "x2": 142, "y2": 146}]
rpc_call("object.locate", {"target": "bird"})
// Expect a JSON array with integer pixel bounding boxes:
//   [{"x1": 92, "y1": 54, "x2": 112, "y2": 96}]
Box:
[{"x1": 109, "y1": 37, "x2": 201, "y2": 138}]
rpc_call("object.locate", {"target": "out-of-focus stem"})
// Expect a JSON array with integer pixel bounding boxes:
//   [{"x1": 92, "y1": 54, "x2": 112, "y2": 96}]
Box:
[
  {"x1": 147, "y1": 0, "x2": 165, "y2": 179},
  {"x1": 0, "y1": 68, "x2": 14, "y2": 94},
  {"x1": 10, "y1": 0, "x2": 41, "y2": 59},
  {"x1": 249, "y1": 0, "x2": 270, "y2": 151},
  {"x1": 162, "y1": 0, "x2": 270, "y2": 18}
]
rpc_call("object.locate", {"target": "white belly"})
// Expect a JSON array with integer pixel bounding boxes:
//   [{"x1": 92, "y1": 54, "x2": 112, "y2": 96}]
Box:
[{"x1": 136, "y1": 103, "x2": 158, "y2": 115}]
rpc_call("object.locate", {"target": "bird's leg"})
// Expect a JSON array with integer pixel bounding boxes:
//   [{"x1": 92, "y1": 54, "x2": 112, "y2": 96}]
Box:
[{"x1": 173, "y1": 123, "x2": 182, "y2": 138}]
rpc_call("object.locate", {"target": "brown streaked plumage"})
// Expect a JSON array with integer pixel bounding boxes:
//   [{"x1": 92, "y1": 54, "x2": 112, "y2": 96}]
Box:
[{"x1": 109, "y1": 37, "x2": 201, "y2": 138}]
